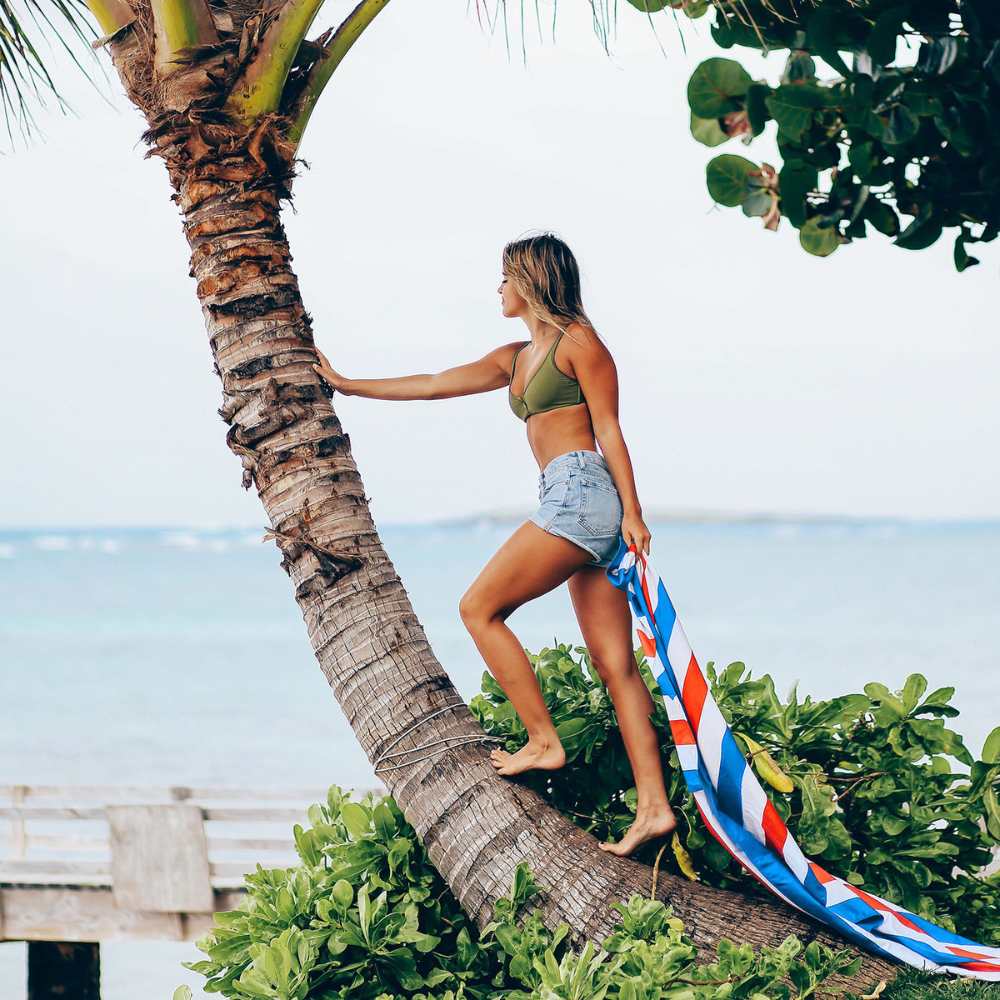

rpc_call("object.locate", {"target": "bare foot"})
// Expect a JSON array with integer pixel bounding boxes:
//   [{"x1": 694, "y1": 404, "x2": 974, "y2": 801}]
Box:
[
  {"x1": 599, "y1": 805, "x2": 677, "y2": 857},
  {"x1": 491, "y1": 740, "x2": 566, "y2": 776}
]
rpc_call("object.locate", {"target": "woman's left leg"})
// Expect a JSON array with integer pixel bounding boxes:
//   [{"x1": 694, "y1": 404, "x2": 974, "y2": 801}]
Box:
[
  {"x1": 460, "y1": 520, "x2": 595, "y2": 776},
  {"x1": 568, "y1": 564, "x2": 677, "y2": 856}
]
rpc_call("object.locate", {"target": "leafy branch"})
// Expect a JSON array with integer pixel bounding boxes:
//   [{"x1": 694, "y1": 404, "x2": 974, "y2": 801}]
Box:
[{"x1": 678, "y1": 0, "x2": 1000, "y2": 269}]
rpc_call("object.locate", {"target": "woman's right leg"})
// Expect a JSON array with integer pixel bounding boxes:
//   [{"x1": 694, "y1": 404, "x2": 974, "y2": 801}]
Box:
[
  {"x1": 568, "y1": 564, "x2": 677, "y2": 856},
  {"x1": 460, "y1": 520, "x2": 594, "y2": 775}
]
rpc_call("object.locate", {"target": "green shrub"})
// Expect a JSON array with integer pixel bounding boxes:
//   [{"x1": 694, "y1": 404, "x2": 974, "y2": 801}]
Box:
[
  {"x1": 177, "y1": 787, "x2": 484, "y2": 999},
  {"x1": 176, "y1": 786, "x2": 862, "y2": 1000},
  {"x1": 177, "y1": 647, "x2": 1000, "y2": 1000},
  {"x1": 470, "y1": 647, "x2": 1000, "y2": 945}
]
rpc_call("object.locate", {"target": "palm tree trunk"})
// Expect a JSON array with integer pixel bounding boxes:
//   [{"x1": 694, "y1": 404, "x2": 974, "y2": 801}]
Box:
[{"x1": 99, "y1": 25, "x2": 896, "y2": 988}]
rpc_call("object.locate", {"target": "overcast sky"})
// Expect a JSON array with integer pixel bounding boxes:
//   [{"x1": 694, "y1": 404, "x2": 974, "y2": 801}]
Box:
[{"x1": 2, "y1": 1, "x2": 998, "y2": 528}]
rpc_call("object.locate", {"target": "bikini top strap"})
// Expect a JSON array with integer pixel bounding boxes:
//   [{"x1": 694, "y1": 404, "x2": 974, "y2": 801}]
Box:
[
  {"x1": 510, "y1": 342, "x2": 529, "y2": 383},
  {"x1": 545, "y1": 329, "x2": 570, "y2": 372}
]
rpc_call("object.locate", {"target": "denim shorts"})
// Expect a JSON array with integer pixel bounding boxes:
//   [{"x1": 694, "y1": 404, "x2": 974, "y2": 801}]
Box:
[{"x1": 529, "y1": 451, "x2": 624, "y2": 568}]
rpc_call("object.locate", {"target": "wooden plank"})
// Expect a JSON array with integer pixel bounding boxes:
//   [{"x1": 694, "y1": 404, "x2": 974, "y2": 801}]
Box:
[
  {"x1": 0, "y1": 807, "x2": 106, "y2": 820},
  {"x1": 11, "y1": 786, "x2": 26, "y2": 858},
  {"x1": 107, "y1": 805, "x2": 212, "y2": 913},
  {"x1": 0, "y1": 784, "x2": 358, "y2": 802},
  {"x1": 0, "y1": 834, "x2": 298, "y2": 856},
  {"x1": 209, "y1": 861, "x2": 296, "y2": 878},
  {"x1": 2, "y1": 804, "x2": 323, "y2": 820},
  {"x1": 0, "y1": 785, "x2": 167, "y2": 802},
  {"x1": 0, "y1": 886, "x2": 244, "y2": 942},
  {"x1": 175, "y1": 786, "x2": 337, "y2": 801},
  {"x1": 202, "y1": 807, "x2": 308, "y2": 822},
  {"x1": 28, "y1": 941, "x2": 100, "y2": 1000},
  {"x1": 207, "y1": 837, "x2": 295, "y2": 852},
  {"x1": 0, "y1": 834, "x2": 109, "y2": 852},
  {"x1": 1, "y1": 886, "x2": 181, "y2": 941},
  {"x1": 0, "y1": 872, "x2": 112, "y2": 888},
  {"x1": 0, "y1": 838, "x2": 300, "y2": 860},
  {"x1": 0, "y1": 860, "x2": 109, "y2": 876}
]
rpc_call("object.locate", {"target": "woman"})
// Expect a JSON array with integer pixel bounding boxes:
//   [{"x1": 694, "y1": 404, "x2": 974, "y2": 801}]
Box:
[{"x1": 313, "y1": 233, "x2": 676, "y2": 857}]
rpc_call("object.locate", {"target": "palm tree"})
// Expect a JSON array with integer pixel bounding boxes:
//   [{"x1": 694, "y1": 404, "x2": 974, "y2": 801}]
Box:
[{"x1": 3, "y1": 0, "x2": 894, "y2": 987}]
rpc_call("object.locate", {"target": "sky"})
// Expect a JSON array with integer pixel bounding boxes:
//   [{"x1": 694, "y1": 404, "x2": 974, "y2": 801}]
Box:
[{"x1": 2, "y1": 0, "x2": 998, "y2": 528}]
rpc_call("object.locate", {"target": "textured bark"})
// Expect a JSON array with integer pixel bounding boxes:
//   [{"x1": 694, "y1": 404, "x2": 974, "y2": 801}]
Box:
[{"x1": 95, "y1": 16, "x2": 899, "y2": 991}]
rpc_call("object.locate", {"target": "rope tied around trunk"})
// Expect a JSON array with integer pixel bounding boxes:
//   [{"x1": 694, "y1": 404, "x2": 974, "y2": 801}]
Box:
[{"x1": 372, "y1": 705, "x2": 500, "y2": 774}]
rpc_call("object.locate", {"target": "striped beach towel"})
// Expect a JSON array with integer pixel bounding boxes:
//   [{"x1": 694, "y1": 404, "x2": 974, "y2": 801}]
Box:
[{"x1": 606, "y1": 542, "x2": 1000, "y2": 980}]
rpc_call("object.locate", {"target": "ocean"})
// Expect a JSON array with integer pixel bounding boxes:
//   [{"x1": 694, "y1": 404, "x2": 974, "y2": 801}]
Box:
[{"x1": 1, "y1": 518, "x2": 998, "y2": 997}]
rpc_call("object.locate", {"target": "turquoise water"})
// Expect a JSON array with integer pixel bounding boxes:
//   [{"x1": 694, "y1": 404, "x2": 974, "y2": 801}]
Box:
[{"x1": 1, "y1": 519, "x2": 998, "y2": 996}]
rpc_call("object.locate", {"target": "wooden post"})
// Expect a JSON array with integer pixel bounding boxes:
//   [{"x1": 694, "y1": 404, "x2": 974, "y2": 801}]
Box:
[
  {"x1": 106, "y1": 804, "x2": 213, "y2": 913},
  {"x1": 27, "y1": 941, "x2": 100, "y2": 1000}
]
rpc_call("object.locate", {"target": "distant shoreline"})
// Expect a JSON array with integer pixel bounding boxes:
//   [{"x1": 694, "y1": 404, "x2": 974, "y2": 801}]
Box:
[
  {"x1": 422, "y1": 509, "x2": 1000, "y2": 529},
  {"x1": 2, "y1": 512, "x2": 999, "y2": 534}
]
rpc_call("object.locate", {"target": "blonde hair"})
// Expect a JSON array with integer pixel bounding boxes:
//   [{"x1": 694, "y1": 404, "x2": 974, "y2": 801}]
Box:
[{"x1": 502, "y1": 232, "x2": 594, "y2": 337}]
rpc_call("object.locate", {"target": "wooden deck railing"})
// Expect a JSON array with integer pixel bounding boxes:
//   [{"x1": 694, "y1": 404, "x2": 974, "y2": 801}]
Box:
[{"x1": 0, "y1": 783, "x2": 379, "y2": 999}]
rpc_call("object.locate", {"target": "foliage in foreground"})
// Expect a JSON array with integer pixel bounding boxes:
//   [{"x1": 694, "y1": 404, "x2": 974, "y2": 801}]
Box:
[
  {"x1": 177, "y1": 651, "x2": 1000, "y2": 999},
  {"x1": 176, "y1": 785, "x2": 862, "y2": 1000},
  {"x1": 471, "y1": 649, "x2": 1000, "y2": 946},
  {"x1": 665, "y1": 0, "x2": 1000, "y2": 268}
]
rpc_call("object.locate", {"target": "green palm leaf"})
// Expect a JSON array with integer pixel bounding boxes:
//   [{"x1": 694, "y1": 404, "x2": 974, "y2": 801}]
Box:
[{"x1": 1, "y1": 0, "x2": 98, "y2": 140}]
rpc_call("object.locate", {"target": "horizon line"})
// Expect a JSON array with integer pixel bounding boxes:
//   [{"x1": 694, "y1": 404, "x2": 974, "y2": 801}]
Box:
[{"x1": 2, "y1": 509, "x2": 1000, "y2": 533}]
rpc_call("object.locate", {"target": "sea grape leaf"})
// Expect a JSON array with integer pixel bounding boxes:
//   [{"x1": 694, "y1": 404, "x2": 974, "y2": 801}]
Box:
[
  {"x1": 878, "y1": 104, "x2": 920, "y2": 146},
  {"x1": 895, "y1": 209, "x2": 943, "y2": 251},
  {"x1": 798, "y1": 217, "x2": 840, "y2": 256},
  {"x1": 688, "y1": 57, "x2": 753, "y2": 118},
  {"x1": 747, "y1": 83, "x2": 771, "y2": 135},
  {"x1": 865, "y1": 198, "x2": 900, "y2": 236},
  {"x1": 866, "y1": 6, "x2": 907, "y2": 66},
  {"x1": 742, "y1": 170, "x2": 777, "y2": 219},
  {"x1": 690, "y1": 111, "x2": 730, "y2": 147},
  {"x1": 782, "y1": 50, "x2": 817, "y2": 84},
  {"x1": 706, "y1": 154, "x2": 758, "y2": 206},
  {"x1": 778, "y1": 161, "x2": 817, "y2": 228},
  {"x1": 805, "y1": 7, "x2": 851, "y2": 76},
  {"x1": 765, "y1": 84, "x2": 826, "y2": 143},
  {"x1": 848, "y1": 141, "x2": 879, "y2": 183},
  {"x1": 954, "y1": 233, "x2": 981, "y2": 272}
]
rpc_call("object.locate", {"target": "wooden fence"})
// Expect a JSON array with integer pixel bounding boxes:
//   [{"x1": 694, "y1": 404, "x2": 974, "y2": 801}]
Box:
[{"x1": 0, "y1": 784, "x2": 379, "y2": 999}]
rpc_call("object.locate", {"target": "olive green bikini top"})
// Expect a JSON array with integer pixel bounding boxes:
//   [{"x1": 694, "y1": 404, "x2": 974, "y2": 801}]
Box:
[{"x1": 508, "y1": 330, "x2": 583, "y2": 422}]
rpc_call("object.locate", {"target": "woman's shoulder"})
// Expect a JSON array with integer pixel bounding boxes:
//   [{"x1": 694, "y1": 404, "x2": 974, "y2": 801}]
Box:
[
  {"x1": 557, "y1": 323, "x2": 613, "y2": 382},
  {"x1": 562, "y1": 322, "x2": 609, "y2": 356},
  {"x1": 489, "y1": 340, "x2": 530, "y2": 357},
  {"x1": 493, "y1": 340, "x2": 530, "y2": 371}
]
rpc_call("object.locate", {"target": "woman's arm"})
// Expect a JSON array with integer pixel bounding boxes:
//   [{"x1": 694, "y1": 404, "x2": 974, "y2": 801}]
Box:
[
  {"x1": 312, "y1": 343, "x2": 523, "y2": 400},
  {"x1": 564, "y1": 327, "x2": 652, "y2": 555}
]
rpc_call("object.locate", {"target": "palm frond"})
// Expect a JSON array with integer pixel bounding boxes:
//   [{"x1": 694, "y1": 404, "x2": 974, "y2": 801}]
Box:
[
  {"x1": 470, "y1": 0, "x2": 700, "y2": 64},
  {"x1": 1, "y1": 0, "x2": 99, "y2": 143}
]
